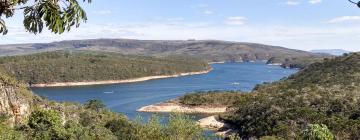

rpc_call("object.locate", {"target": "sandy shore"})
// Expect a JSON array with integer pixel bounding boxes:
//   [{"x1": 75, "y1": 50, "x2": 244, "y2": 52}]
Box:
[
  {"x1": 137, "y1": 102, "x2": 227, "y2": 114},
  {"x1": 198, "y1": 116, "x2": 236, "y2": 137},
  {"x1": 31, "y1": 69, "x2": 212, "y2": 87},
  {"x1": 267, "y1": 63, "x2": 282, "y2": 66},
  {"x1": 208, "y1": 61, "x2": 226, "y2": 64}
]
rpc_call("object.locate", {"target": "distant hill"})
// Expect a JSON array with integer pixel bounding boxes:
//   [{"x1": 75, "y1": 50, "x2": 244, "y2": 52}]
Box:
[
  {"x1": 0, "y1": 51, "x2": 209, "y2": 85},
  {"x1": 310, "y1": 49, "x2": 351, "y2": 56},
  {"x1": 0, "y1": 39, "x2": 326, "y2": 67}
]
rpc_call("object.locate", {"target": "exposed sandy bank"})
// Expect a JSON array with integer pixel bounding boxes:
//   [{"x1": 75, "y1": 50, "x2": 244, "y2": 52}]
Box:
[
  {"x1": 198, "y1": 116, "x2": 227, "y2": 129},
  {"x1": 208, "y1": 61, "x2": 226, "y2": 64},
  {"x1": 31, "y1": 69, "x2": 212, "y2": 87},
  {"x1": 137, "y1": 102, "x2": 227, "y2": 114},
  {"x1": 198, "y1": 115, "x2": 236, "y2": 137}
]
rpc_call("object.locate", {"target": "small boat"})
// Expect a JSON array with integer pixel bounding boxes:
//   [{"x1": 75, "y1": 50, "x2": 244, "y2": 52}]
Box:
[
  {"x1": 231, "y1": 82, "x2": 240, "y2": 85},
  {"x1": 104, "y1": 91, "x2": 114, "y2": 94}
]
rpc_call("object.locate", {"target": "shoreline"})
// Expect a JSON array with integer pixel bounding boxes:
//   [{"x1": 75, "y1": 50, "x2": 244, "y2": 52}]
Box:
[
  {"x1": 30, "y1": 68, "x2": 212, "y2": 88},
  {"x1": 137, "y1": 102, "x2": 227, "y2": 114}
]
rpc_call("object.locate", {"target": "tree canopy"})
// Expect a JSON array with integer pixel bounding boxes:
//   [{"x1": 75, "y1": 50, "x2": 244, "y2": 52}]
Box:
[{"x1": 0, "y1": 0, "x2": 91, "y2": 35}]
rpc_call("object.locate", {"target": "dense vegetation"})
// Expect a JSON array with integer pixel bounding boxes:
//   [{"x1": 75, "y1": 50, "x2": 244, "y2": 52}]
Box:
[
  {"x1": 178, "y1": 53, "x2": 360, "y2": 139},
  {"x1": 266, "y1": 55, "x2": 330, "y2": 69},
  {"x1": 0, "y1": 51, "x2": 209, "y2": 85},
  {"x1": 0, "y1": 99, "x2": 211, "y2": 140},
  {"x1": 178, "y1": 91, "x2": 243, "y2": 107}
]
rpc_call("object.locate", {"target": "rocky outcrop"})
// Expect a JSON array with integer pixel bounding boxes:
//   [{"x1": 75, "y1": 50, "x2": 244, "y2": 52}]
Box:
[{"x1": 0, "y1": 74, "x2": 32, "y2": 125}]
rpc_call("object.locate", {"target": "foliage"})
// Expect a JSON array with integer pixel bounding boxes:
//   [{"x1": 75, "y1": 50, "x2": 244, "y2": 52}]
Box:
[
  {"x1": 105, "y1": 118, "x2": 137, "y2": 140},
  {"x1": 119, "y1": 114, "x2": 208, "y2": 140},
  {"x1": 0, "y1": 0, "x2": 91, "y2": 35},
  {"x1": 267, "y1": 55, "x2": 330, "y2": 69},
  {"x1": 27, "y1": 109, "x2": 67, "y2": 140},
  {"x1": 84, "y1": 99, "x2": 106, "y2": 112},
  {"x1": 0, "y1": 106, "x2": 209, "y2": 140},
  {"x1": 0, "y1": 51, "x2": 209, "y2": 84},
  {"x1": 179, "y1": 91, "x2": 243, "y2": 107},
  {"x1": 302, "y1": 124, "x2": 334, "y2": 140},
  {"x1": 0, "y1": 90, "x2": 211, "y2": 140},
  {"x1": 0, "y1": 123, "x2": 23, "y2": 140}
]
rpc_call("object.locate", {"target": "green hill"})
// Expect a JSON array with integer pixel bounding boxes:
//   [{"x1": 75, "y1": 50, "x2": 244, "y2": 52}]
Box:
[
  {"x1": 0, "y1": 51, "x2": 210, "y2": 85},
  {"x1": 178, "y1": 53, "x2": 360, "y2": 139},
  {"x1": 0, "y1": 39, "x2": 328, "y2": 68}
]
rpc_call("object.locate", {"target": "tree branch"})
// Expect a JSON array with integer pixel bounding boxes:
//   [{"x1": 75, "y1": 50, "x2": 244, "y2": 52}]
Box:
[{"x1": 349, "y1": 0, "x2": 358, "y2": 4}]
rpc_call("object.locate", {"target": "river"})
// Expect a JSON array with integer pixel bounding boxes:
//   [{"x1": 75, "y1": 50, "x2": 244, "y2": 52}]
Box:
[{"x1": 32, "y1": 62, "x2": 297, "y2": 120}]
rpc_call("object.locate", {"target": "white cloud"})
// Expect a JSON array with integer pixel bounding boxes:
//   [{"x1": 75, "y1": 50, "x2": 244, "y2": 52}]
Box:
[
  {"x1": 326, "y1": 16, "x2": 360, "y2": 23},
  {"x1": 92, "y1": 10, "x2": 112, "y2": 15},
  {"x1": 166, "y1": 17, "x2": 184, "y2": 22},
  {"x1": 225, "y1": 16, "x2": 247, "y2": 26},
  {"x1": 286, "y1": 1, "x2": 300, "y2": 6},
  {"x1": 203, "y1": 10, "x2": 214, "y2": 15},
  {"x1": 309, "y1": 0, "x2": 322, "y2": 4}
]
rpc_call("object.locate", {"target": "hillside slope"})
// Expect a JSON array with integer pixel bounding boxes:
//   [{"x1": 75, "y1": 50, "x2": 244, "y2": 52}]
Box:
[
  {"x1": 0, "y1": 69, "x2": 34, "y2": 125},
  {"x1": 222, "y1": 53, "x2": 360, "y2": 139},
  {"x1": 174, "y1": 53, "x2": 360, "y2": 139},
  {"x1": 0, "y1": 39, "x2": 326, "y2": 66},
  {"x1": 0, "y1": 51, "x2": 210, "y2": 86}
]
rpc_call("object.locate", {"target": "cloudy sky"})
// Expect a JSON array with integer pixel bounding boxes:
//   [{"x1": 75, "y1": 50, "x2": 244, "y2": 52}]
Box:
[{"x1": 2, "y1": 0, "x2": 360, "y2": 51}]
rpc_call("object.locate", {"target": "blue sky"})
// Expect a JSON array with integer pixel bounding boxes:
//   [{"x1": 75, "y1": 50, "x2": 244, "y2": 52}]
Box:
[{"x1": 2, "y1": 0, "x2": 360, "y2": 51}]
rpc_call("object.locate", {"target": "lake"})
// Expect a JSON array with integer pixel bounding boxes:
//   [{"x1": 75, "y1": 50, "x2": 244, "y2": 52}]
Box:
[{"x1": 32, "y1": 62, "x2": 297, "y2": 120}]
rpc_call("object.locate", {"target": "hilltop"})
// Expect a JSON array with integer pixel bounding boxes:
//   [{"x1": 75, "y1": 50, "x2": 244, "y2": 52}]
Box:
[
  {"x1": 0, "y1": 51, "x2": 210, "y2": 86},
  {"x1": 0, "y1": 39, "x2": 327, "y2": 67}
]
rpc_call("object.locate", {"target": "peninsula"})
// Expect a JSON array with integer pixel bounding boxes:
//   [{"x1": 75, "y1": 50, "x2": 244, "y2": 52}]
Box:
[{"x1": 0, "y1": 51, "x2": 211, "y2": 87}]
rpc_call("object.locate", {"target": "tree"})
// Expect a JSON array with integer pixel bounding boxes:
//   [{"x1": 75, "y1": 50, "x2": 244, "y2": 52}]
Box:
[
  {"x1": 84, "y1": 99, "x2": 106, "y2": 112},
  {"x1": 28, "y1": 109, "x2": 67, "y2": 139},
  {"x1": 0, "y1": 0, "x2": 91, "y2": 35}
]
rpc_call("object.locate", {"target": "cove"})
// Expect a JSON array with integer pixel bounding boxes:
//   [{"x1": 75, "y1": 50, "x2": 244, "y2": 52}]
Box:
[{"x1": 31, "y1": 62, "x2": 298, "y2": 120}]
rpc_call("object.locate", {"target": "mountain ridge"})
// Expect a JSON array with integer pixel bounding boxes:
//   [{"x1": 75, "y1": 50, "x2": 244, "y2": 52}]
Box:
[{"x1": 0, "y1": 39, "x2": 326, "y2": 67}]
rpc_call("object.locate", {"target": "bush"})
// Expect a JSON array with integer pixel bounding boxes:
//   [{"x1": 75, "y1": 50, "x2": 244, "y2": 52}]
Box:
[
  {"x1": 84, "y1": 99, "x2": 106, "y2": 112},
  {"x1": 179, "y1": 91, "x2": 243, "y2": 106},
  {"x1": 302, "y1": 124, "x2": 334, "y2": 140},
  {"x1": 27, "y1": 109, "x2": 67, "y2": 140}
]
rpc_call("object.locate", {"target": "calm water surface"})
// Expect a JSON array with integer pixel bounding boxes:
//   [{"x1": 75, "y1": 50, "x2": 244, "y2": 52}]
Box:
[{"x1": 32, "y1": 62, "x2": 297, "y2": 120}]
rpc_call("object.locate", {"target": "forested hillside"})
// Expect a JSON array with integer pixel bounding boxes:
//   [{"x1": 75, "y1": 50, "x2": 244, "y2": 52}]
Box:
[
  {"x1": 0, "y1": 51, "x2": 209, "y2": 85},
  {"x1": 0, "y1": 39, "x2": 327, "y2": 68},
  {"x1": 178, "y1": 53, "x2": 360, "y2": 139}
]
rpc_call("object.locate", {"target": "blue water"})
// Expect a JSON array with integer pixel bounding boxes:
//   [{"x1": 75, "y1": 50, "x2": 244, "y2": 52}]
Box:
[{"x1": 31, "y1": 62, "x2": 297, "y2": 120}]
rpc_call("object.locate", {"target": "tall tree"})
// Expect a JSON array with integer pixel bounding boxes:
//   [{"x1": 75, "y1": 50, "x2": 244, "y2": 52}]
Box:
[{"x1": 0, "y1": 0, "x2": 91, "y2": 35}]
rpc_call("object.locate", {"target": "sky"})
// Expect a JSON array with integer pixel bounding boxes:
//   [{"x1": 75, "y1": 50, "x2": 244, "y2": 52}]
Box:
[{"x1": 1, "y1": 0, "x2": 360, "y2": 51}]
